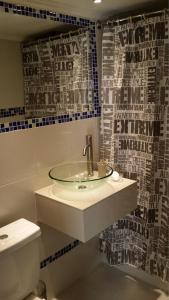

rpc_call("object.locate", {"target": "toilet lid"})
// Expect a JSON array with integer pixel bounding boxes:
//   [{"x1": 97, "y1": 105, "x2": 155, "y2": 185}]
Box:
[{"x1": 0, "y1": 219, "x2": 41, "y2": 257}]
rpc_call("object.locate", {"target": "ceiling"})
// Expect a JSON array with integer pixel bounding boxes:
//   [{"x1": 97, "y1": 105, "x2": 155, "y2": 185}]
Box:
[
  {"x1": 0, "y1": 0, "x2": 167, "y2": 41},
  {"x1": 0, "y1": 11, "x2": 77, "y2": 41},
  {"x1": 6, "y1": 0, "x2": 168, "y2": 20}
]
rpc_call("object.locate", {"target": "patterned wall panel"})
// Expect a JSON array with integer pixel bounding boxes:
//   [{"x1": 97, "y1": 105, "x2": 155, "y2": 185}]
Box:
[
  {"x1": 23, "y1": 31, "x2": 93, "y2": 118},
  {"x1": 100, "y1": 13, "x2": 169, "y2": 282}
]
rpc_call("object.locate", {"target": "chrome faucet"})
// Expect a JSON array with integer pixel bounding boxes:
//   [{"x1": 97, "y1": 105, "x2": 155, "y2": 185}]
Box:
[{"x1": 83, "y1": 135, "x2": 94, "y2": 176}]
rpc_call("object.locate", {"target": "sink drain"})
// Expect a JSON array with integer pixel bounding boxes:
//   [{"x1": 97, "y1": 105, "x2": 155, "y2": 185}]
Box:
[{"x1": 78, "y1": 185, "x2": 87, "y2": 190}]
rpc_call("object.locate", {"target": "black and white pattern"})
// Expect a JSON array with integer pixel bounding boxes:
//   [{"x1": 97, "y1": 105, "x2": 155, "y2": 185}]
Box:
[
  {"x1": 100, "y1": 14, "x2": 169, "y2": 282},
  {"x1": 23, "y1": 31, "x2": 93, "y2": 118}
]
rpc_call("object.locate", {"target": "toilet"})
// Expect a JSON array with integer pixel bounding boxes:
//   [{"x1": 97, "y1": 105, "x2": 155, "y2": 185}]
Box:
[{"x1": 0, "y1": 218, "x2": 43, "y2": 300}]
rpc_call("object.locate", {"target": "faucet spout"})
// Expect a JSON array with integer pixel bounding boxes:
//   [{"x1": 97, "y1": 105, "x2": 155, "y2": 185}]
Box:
[
  {"x1": 83, "y1": 135, "x2": 94, "y2": 176},
  {"x1": 83, "y1": 144, "x2": 90, "y2": 156}
]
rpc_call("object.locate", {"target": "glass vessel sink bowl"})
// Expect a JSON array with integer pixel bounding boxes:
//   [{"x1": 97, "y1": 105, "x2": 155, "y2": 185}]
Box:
[{"x1": 49, "y1": 161, "x2": 113, "y2": 189}]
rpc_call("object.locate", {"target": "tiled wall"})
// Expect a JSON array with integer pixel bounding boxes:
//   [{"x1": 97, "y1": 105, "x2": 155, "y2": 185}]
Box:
[
  {"x1": 0, "y1": 117, "x2": 99, "y2": 224},
  {"x1": 0, "y1": 118, "x2": 100, "y2": 296}
]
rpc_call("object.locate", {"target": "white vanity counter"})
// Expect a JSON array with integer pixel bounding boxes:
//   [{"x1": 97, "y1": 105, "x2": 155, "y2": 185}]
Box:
[{"x1": 35, "y1": 178, "x2": 137, "y2": 242}]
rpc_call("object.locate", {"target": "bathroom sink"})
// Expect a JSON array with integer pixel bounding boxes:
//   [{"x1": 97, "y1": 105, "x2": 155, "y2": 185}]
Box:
[
  {"x1": 36, "y1": 142, "x2": 137, "y2": 243},
  {"x1": 49, "y1": 161, "x2": 113, "y2": 189}
]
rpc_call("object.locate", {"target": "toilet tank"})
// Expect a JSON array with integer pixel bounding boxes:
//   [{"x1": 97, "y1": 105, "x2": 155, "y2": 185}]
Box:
[{"x1": 0, "y1": 219, "x2": 41, "y2": 300}]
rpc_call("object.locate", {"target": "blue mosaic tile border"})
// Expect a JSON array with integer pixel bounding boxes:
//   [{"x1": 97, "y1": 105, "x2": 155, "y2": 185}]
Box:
[
  {"x1": 0, "y1": 1, "x2": 95, "y2": 26},
  {"x1": 0, "y1": 1, "x2": 100, "y2": 134},
  {"x1": 0, "y1": 108, "x2": 101, "y2": 133},
  {"x1": 0, "y1": 106, "x2": 25, "y2": 118},
  {"x1": 40, "y1": 240, "x2": 80, "y2": 269}
]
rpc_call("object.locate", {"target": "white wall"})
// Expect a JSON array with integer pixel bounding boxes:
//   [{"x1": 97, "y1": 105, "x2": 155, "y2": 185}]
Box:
[
  {"x1": 0, "y1": 39, "x2": 24, "y2": 109},
  {"x1": 0, "y1": 118, "x2": 101, "y2": 298},
  {"x1": 40, "y1": 225, "x2": 100, "y2": 298}
]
